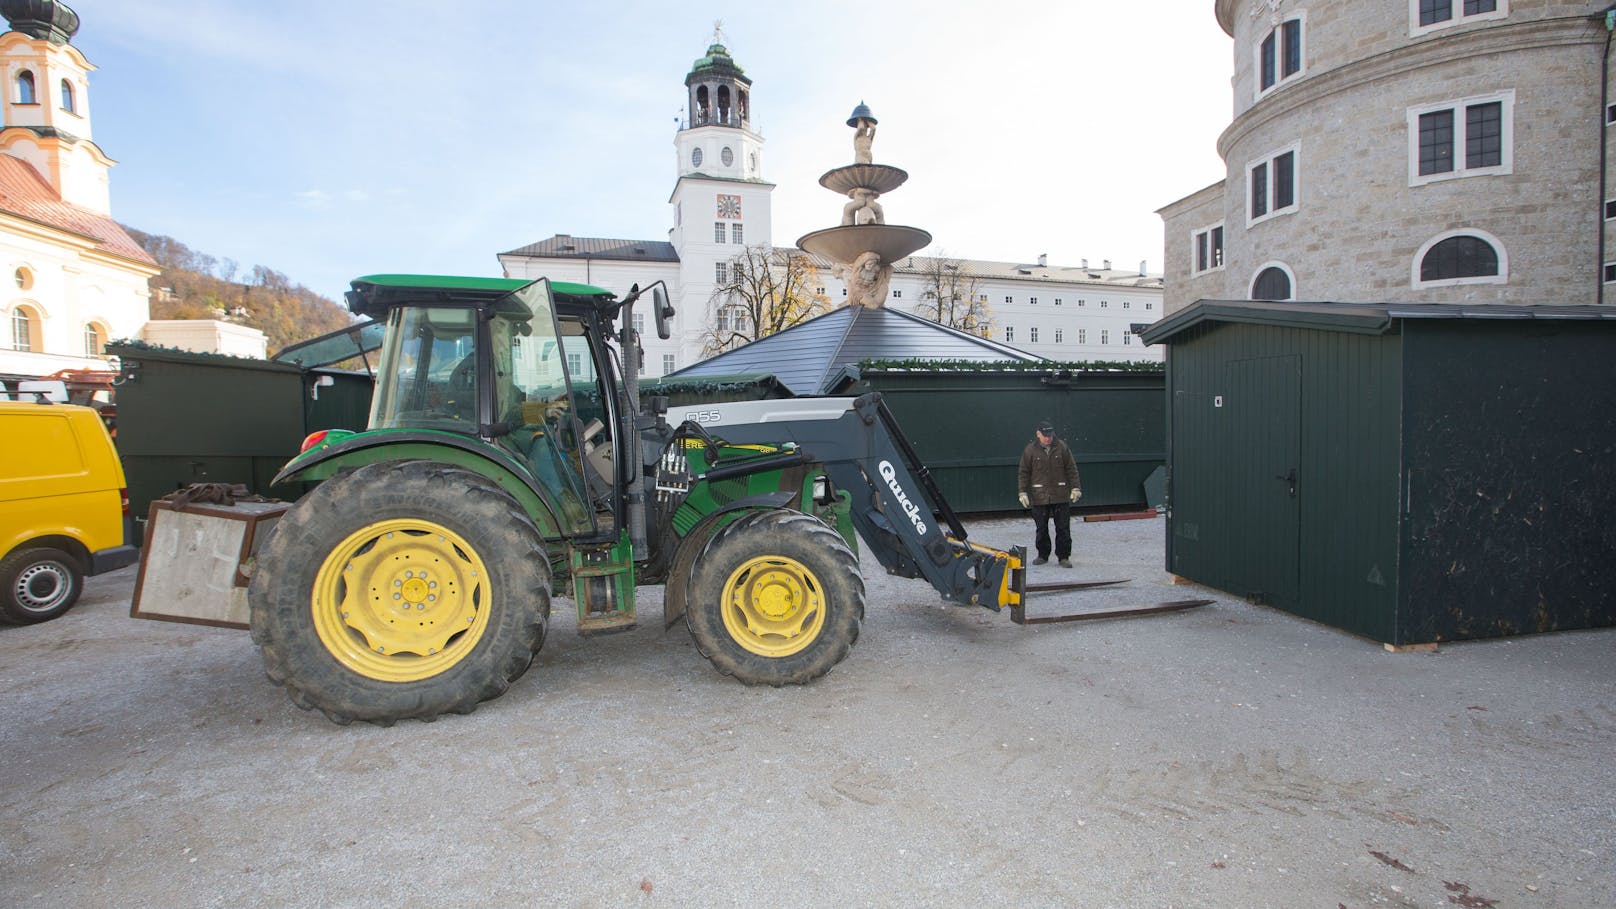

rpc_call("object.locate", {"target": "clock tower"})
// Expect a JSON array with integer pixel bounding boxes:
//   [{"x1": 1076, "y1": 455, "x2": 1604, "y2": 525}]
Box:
[{"x1": 667, "y1": 25, "x2": 773, "y2": 368}]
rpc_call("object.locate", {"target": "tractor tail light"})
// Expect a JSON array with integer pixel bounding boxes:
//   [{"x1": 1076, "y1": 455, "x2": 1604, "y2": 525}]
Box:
[
  {"x1": 120, "y1": 487, "x2": 130, "y2": 517},
  {"x1": 300, "y1": 430, "x2": 331, "y2": 453}
]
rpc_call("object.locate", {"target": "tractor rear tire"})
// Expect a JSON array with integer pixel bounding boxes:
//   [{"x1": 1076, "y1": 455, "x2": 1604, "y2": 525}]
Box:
[
  {"x1": 248, "y1": 460, "x2": 550, "y2": 725},
  {"x1": 685, "y1": 509, "x2": 864, "y2": 686}
]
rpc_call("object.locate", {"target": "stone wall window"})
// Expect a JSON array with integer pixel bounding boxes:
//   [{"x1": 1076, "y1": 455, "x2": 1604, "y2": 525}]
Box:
[
  {"x1": 1413, "y1": 230, "x2": 1507, "y2": 287},
  {"x1": 1412, "y1": 0, "x2": 1506, "y2": 35},
  {"x1": 14, "y1": 70, "x2": 35, "y2": 105},
  {"x1": 1257, "y1": 16, "x2": 1304, "y2": 97},
  {"x1": 1247, "y1": 145, "x2": 1299, "y2": 226},
  {"x1": 1409, "y1": 92, "x2": 1512, "y2": 185},
  {"x1": 1251, "y1": 265, "x2": 1294, "y2": 301},
  {"x1": 1192, "y1": 223, "x2": 1225, "y2": 275},
  {"x1": 59, "y1": 79, "x2": 74, "y2": 114}
]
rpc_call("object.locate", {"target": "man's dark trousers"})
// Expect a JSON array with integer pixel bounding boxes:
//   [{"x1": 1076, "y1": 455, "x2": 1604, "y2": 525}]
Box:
[{"x1": 1030, "y1": 502, "x2": 1072, "y2": 561}]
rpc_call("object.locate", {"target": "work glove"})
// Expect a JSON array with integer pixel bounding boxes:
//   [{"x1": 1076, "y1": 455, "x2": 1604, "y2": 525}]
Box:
[
  {"x1": 1017, "y1": 492, "x2": 1030, "y2": 508},
  {"x1": 1070, "y1": 488, "x2": 1082, "y2": 504}
]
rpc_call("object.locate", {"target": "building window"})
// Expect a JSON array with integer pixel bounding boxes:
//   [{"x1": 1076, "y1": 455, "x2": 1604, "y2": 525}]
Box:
[
  {"x1": 714, "y1": 222, "x2": 725, "y2": 243},
  {"x1": 1409, "y1": 91, "x2": 1512, "y2": 184},
  {"x1": 1252, "y1": 264, "x2": 1294, "y2": 301},
  {"x1": 978, "y1": 294, "x2": 988, "y2": 303},
  {"x1": 1606, "y1": 263, "x2": 1616, "y2": 284},
  {"x1": 731, "y1": 223, "x2": 743, "y2": 244},
  {"x1": 715, "y1": 262, "x2": 727, "y2": 283},
  {"x1": 1248, "y1": 144, "x2": 1299, "y2": 225},
  {"x1": 1054, "y1": 328, "x2": 1063, "y2": 343},
  {"x1": 13, "y1": 267, "x2": 31, "y2": 290},
  {"x1": 1146, "y1": 303, "x2": 1154, "y2": 311},
  {"x1": 1054, "y1": 298, "x2": 1062, "y2": 306},
  {"x1": 1004, "y1": 295, "x2": 1013, "y2": 304},
  {"x1": 15, "y1": 70, "x2": 34, "y2": 105},
  {"x1": 1077, "y1": 299, "x2": 1085, "y2": 307},
  {"x1": 1123, "y1": 301, "x2": 1131, "y2": 310},
  {"x1": 1257, "y1": 16, "x2": 1304, "y2": 96},
  {"x1": 1100, "y1": 301, "x2": 1108, "y2": 308},
  {"x1": 10, "y1": 306, "x2": 32, "y2": 351},
  {"x1": 1606, "y1": 200, "x2": 1616, "y2": 220},
  {"x1": 59, "y1": 79, "x2": 74, "y2": 113},
  {"x1": 691, "y1": 148, "x2": 703, "y2": 168},
  {"x1": 1005, "y1": 326, "x2": 1015, "y2": 343},
  {"x1": 1414, "y1": 230, "x2": 1507, "y2": 287},
  {"x1": 633, "y1": 313, "x2": 645, "y2": 335},
  {"x1": 84, "y1": 323, "x2": 102, "y2": 356},
  {"x1": 1029, "y1": 327, "x2": 1039, "y2": 343},
  {"x1": 1192, "y1": 223, "x2": 1225, "y2": 275},
  {"x1": 892, "y1": 290, "x2": 901, "y2": 299},
  {"x1": 1413, "y1": 0, "x2": 1506, "y2": 35},
  {"x1": 721, "y1": 146, "x2": 734, "y2": 167},
  {"x1": 662, "y1": 354, "x2": 676, "y2": 376},
  {"x1": 1078, "y1": 329, "x2": 1087, "y2": 343},
  {"x1": 1608, "y1": 103, "x2": 1616, "y2": 126},
  {"x1": 1029, "y1": 297, "x2": 1038, "y2": 305},
  {"x1": 1100, "y1": 330, "x2": 1110, "y2": 345},
  {"x1": 1123, "y1": 331, "x2": 1132, "y2": 346},
  {"x1": 566, "y1": 352, "x2": 582, "y2": 376}
]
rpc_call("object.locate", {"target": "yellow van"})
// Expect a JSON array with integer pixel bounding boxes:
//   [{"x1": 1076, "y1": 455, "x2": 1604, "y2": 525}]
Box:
[{"x1": 0, "y1": 399, "x2": 137, "y2": 623}]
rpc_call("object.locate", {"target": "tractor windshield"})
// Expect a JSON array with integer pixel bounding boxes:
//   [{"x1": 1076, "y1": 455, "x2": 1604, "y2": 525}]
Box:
[{"x1": 368, "y1": 306, "x2": 481, "y2": 431}]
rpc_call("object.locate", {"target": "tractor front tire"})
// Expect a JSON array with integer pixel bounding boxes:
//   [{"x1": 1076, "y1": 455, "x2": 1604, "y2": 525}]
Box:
[
  {"x1": 248, "y1": 461, "x2": 550, "y2": 725},
  {"x1": 685, "y1": 509, "x2": 864, "y2": 686}
]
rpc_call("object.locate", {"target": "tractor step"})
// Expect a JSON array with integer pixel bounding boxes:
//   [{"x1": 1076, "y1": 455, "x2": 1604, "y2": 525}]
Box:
[
  {"x1": 577, "y1": 613, "x2": 637, "y2": 637},
  {"x1": 1010, "y1": 597, "x2": 1213, "y2": 626}
]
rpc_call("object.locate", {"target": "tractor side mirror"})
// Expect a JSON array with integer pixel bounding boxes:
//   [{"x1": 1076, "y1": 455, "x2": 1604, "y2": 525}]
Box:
[{"x1": 653, "y1": 284, "x2": 673, "y2": 340}]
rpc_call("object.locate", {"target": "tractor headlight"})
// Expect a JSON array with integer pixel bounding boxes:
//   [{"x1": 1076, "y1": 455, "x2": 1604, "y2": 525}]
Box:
[{"x1": 812, "y1": 475, "x2": 832, "y2": 504}]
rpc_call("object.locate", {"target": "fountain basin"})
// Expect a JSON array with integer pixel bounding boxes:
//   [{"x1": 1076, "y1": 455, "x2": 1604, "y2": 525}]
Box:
[
  {"x1": 819, "y1": 164, "x2": 909, "y2": 196},
  {"x1": 797, "y1": 224, "x2": 932, "y2": 266}
]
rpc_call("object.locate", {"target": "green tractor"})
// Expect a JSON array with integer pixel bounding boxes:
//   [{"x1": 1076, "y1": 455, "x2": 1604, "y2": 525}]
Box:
[{"x1": 250, "y1": 274, "x2": 1035, "y2": 725}]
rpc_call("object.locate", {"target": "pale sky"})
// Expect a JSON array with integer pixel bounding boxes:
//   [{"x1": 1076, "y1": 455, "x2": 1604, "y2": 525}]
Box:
[{"x1": 73, "y1": 0, "x2": 1233, "y2": 302}]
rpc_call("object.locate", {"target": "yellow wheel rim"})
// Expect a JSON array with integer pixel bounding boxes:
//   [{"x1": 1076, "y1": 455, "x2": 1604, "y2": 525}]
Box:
[
  {"x1": 719, "y1": 555, "x2": 826, "y2": 657},
  {"x1": 311, "y1": 519, "x2": 492, "y2": 682}
]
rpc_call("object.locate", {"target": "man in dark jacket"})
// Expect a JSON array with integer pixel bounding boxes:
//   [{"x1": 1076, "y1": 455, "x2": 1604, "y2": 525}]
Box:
[{"x1": 1017, "y1": 419, "x2": 1082, "y2": 567}]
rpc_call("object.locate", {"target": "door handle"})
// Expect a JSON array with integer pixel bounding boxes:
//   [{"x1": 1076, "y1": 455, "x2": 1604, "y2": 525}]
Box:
[{"x1": 1274, "y1": 468, "x2": 1296, "y2": 497}]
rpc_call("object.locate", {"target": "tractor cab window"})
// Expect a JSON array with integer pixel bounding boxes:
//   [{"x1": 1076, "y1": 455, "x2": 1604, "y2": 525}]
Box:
[
  {"x1": 489, "y1": 298, "x2": 600, "y2": 535},
  {"x1": 369, "y1": 306, "x2": 479, "y2": 430}
]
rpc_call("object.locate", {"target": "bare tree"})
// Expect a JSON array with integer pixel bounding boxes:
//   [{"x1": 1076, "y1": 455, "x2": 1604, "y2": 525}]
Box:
[
  {"x1": 910, "y1": 254, "x2": 993, "y2": 336},
  {"x1": 701, "y1": 245, "x2": 832, "y2": 355}
]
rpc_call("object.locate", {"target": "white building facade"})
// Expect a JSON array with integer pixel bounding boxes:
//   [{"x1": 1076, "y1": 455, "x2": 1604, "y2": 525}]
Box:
[
  {"x1": 0, "y1": 1, "x2": 157, "y2": 381},
  {"x1": 501, "y1": 35, "x2": 1163, "y2": 375}
]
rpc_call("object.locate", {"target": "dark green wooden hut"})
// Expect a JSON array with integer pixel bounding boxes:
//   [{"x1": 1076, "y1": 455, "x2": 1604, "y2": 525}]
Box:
[{"x1": 1139, "y1": 301, "x2": 1616, "y2": 646}]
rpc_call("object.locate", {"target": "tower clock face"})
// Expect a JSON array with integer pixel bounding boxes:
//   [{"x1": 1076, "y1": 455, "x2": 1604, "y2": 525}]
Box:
[
  {"x1": 692, "y1": 147, "x2": 703, "y2": 167},
  {"x1": 716, "y1": 194, "x2": 742, "y2": 219}
]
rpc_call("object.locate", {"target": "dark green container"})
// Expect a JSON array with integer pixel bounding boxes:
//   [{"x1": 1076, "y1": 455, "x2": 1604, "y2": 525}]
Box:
[
  {"x1": 829, "y1": 367, "x2": 1165, "y2": 512},
  {"x1": 107, "y1": 344, "x2": 373, "y2": 520},
  {"x1": 1141, "y1": 301, "x2": 1616, "y2": 645}
]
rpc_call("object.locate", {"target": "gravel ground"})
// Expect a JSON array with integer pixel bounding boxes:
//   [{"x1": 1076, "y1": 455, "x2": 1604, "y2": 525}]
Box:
[{"x1": 1, "y1": 513, "x2": 1612, "y2": 908}]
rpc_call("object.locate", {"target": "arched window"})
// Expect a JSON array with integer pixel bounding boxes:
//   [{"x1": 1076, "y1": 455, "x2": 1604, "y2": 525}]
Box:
[
  {"x1": 1252, "y1": 266, "x2": 1293, "y2": 301},
  {"x1": 1418, "y1": 234, "x2": 1501, "y2": 284},
  {"x1": 84, "y1": 323, "x2": 103, "y2": 356},
  {"x1": 10, "y1": 306, "x2": 35, "y2": 352},
  {"x1": 15, "y1": 70, "x2": 35, "y2": 105},
  {"x1": 59, "y1": 79, "x2": 74, "y2": 113},
  {"x1": 695, "y1": 85, "x2": 710, "y2": 124},
  {"x1": 717, "y1": 85, "x2": 731, "y2": 124}
]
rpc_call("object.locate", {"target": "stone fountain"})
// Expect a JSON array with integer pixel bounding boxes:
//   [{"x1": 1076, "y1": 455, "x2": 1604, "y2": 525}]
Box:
[{"x1": 796, "y1": 102, "x2": 932, "y2": 307}]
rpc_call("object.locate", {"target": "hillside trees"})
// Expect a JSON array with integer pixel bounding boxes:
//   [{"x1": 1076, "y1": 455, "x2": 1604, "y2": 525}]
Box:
[{"x1": 122, "y1": 226, "x2": 353, "y2": 354}]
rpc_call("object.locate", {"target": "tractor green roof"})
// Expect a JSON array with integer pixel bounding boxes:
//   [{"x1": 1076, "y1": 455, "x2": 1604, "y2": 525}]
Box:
[{"x1": 346, "y1": 274, "x2": 616, "y2": 318}]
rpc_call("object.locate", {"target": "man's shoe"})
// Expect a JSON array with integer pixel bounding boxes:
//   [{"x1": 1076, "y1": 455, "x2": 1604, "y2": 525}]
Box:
[
  {"x1": 1032, "y1": 556, "x2": 1048, "y2": 566},
  {"x1": 1058, "y1": 558, "x2": 1073, "y2": 568}
]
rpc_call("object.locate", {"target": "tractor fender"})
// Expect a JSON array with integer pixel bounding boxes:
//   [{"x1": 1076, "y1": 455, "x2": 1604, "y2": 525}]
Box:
[
  {"x1": 272, "y1": 432, "x2": 569, "y2": 539},
  {"x1": 660, "y1": 491, "x2": 796, "y2": 631}
]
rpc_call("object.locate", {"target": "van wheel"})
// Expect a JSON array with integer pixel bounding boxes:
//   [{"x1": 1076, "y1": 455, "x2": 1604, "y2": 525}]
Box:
[{"x1": 0, "y1": 547, "x2": 84, "y2": 624}]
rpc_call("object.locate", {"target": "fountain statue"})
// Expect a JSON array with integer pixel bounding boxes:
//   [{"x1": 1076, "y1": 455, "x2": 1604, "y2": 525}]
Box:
[{"x1": 796, "y1": 102, "x2": 932, "y2": 308}]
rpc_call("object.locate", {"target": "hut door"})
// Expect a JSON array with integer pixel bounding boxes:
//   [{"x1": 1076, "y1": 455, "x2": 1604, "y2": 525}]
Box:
[{"x1": 1223, "y1": 355, "x2": 1300, "y2": 610}]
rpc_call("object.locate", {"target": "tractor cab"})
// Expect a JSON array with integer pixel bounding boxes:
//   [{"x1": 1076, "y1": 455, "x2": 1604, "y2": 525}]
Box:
[{"x1": 298, "y1": 274, "x2": 667, "y2": 545}]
